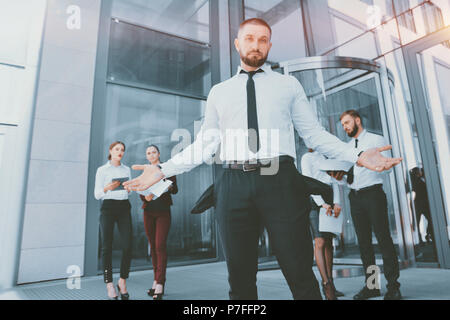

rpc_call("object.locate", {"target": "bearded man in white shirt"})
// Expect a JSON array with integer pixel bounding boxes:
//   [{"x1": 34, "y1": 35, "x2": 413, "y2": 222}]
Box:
[
  {"x1": 124, "y1": 18, "x2": 402, "y2": 300},
  {"x1": 340, "y1": 109, "x2": 402, "y2": 300}
]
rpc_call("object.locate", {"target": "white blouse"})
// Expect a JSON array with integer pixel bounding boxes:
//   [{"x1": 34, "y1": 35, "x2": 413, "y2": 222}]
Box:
[
  {"x1": 301, "y1": 151, "x2": 341, "y2": 206},
  {"x1": 94, "y1": 161, "x2": 131, "y2": 200}
]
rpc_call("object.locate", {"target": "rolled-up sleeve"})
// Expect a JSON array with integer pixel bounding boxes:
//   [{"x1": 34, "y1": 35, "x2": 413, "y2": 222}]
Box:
[
  {"x1": 160, "y1": 86, "x2": 221, "y2": 178},
  {"x1": 290, "y1": 77, "x2": 359, "y2": 163}
]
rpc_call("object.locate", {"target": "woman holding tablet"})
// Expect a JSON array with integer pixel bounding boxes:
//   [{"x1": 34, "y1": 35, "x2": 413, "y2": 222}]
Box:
[
  {"x1": 94, "y1": 141, "x2": 132, "y2": 300},
  {"x1": 140, "y1": 145, "x2": 178, "y2": 300}
]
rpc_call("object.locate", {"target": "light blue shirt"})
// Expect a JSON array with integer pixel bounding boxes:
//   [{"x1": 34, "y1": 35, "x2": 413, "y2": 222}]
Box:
[
  {"x1": 94, "y1": 161, "x2": 131, "y2": 200},
  {"x1": 348, "y1": 129, "x2": 390, "y2": 190},
  {"x1": 161, "y1": 64, "x2": 360, "y2": 178}
]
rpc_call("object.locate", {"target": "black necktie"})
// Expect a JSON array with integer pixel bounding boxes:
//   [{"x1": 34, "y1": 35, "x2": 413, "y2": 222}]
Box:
[
  {"x1": 347, "y1": 139, "x2": 358, "y2": 185},
  {"x1": 241, "y1": 69, "x2": 263, "y2": 153}
]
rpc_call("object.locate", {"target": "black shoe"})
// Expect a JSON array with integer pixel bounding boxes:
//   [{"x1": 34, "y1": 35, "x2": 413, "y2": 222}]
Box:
[
  {"x1": 353, "y1": 286, "x2": 381, "y2": 300},
  {"x1": 384, "y1": 288, "x2": 402, "y2": 300},
  {"x1": 117, "y1": 284, "x2": 130, "y2": 300},
  {"x1": 330, "y1": 279, "x2": 345, "y2": 297},
  {"x1": 322, "y1": 281, "x2": 337, "y2": 300},
  {"x1": 147, "y1": 288, "x2": 155, "y2": 296},
  {"x1": 334, "y1": 288, "x2": 345, "y2": 297}
]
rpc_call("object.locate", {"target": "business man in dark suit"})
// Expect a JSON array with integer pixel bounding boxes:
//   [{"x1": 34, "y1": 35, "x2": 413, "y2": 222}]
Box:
[{"x1": 124, "y1": 19, "x2": 402, "y2": 300}]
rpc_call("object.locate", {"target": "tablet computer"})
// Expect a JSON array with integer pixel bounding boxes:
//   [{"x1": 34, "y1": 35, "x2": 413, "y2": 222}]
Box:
[{"x1": 112, "y1": 177, "x2": 129, "y2": 191}]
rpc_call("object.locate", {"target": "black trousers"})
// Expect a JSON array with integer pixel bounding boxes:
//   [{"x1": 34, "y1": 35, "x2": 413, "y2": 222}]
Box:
[
  {"x1": 349, "y1": 185, "x2": 400, "y2": 290},
  {"x1": 100, "y1": 199, "x2": 133, "y2": 283},
  {"x1": 215, "y1": 160, "x2": 322, "y2": 300}
]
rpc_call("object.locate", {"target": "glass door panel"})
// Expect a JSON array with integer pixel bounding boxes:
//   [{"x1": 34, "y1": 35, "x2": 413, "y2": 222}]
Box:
[{"x1": 289, "y1": 67, "x2": 402, "y2": 265}]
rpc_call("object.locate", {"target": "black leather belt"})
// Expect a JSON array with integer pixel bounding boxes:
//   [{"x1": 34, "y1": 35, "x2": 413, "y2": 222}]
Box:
[
  {"x1": 350, "y1": 184, "x2": 383, "y2": 195},
  {"x1": 222, "y1": 156, "x2": 294, "y2": 172}
]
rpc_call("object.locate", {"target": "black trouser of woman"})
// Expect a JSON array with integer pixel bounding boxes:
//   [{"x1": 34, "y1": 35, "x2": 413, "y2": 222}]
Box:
[{"x1": 100, "y1": 199, "x2": 133, "y2": 283}]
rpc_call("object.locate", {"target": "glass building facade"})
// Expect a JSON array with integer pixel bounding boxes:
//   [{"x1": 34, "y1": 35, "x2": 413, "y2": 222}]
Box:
[
  {"x1": 1, "y1": 0, "x2": 449, "y2": 286},
  {"x1": 84, "y1": 0, "x2": 450, "y2": 277}
]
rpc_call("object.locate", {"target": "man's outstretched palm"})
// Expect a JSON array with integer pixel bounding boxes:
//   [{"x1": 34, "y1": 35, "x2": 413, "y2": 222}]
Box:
[
  {"x1": 357, "y1": 145, "x2": 402, "y2": 172},
  {"x1": 123, "y1": 164, "x2": 164, "y2": 192}
]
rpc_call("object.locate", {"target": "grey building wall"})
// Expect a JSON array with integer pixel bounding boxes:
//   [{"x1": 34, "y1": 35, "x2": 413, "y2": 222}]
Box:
[{"x1": 17, "y1": 0, "x2": 102, "y2": 284}]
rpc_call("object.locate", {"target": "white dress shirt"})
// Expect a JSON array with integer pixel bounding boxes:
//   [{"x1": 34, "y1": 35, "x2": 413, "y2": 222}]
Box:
[
  {"x1": 161, "y1": 64, "x2": 360, "y2": 178},
  {"x1": 94, "y1": 161, "x2": 131, "y2": 200},
  {"x1": 301, "y1": 151, "x2": 341, "y2": 206},
  {"x1": 348, "y1": 129, "x2": 390, "y2": 190}
]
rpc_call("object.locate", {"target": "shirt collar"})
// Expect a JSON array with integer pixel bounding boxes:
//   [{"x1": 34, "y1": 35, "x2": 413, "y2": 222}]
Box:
[
  {"x1": 353, "y1": 129, "x2": 367, "y2": 141},
  {"x1": 236, "y1": 63, "x2": 272, "y2": 76},
  {"x1": 106, "y1": 161, "x2": 123, "y2": 168}
]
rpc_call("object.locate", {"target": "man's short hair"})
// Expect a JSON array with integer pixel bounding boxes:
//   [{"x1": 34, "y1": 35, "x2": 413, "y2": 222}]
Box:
[
  {"x1": 238, "y1": 18, "x2": 272, "y2": 38},
  {"x1": 340, "y1": 109, "x2": 363, "y2": 125}
]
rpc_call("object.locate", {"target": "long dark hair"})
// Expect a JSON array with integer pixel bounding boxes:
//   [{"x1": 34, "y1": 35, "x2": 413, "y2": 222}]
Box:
[{"x1": 108, "y1": 141, "x2": 125, "y2": 160}]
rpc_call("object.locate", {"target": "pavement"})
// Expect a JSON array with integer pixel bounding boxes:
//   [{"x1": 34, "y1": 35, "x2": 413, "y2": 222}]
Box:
[{"x1": 0, "y1": 262, "x2": 449, "y2": 300}]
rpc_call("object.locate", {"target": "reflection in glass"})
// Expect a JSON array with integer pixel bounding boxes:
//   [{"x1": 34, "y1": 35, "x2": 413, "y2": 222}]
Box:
[
  {"x1": 108, "y1": 20, "x2": 211, "y2": 97},
  {"x1": 98, "y1": 84, "x2": 216, "y2": 271},
  {"x1": 111, "y1": 0, "x2": 210, "y2": 43},
  {"x1": 302, "y1": 0, "x2": 400, "y2": 56},
  {"x1": 416, "y1": 42, "x2": 450, "y2": 244},
  {"x1": 244, "y1": 0, "x2": 306, "y2": 62},
  {"x1": 397, "y1": 1, "x2": 450, "y2": 45}
]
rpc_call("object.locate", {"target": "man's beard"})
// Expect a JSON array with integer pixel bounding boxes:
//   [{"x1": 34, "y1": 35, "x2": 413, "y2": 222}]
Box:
[
  {"x1": 240, "y1": 50, "x2": 268, "y2": 68},
  {"x1": 347, "y1": 123, "x2": 360, "y2": 138}
]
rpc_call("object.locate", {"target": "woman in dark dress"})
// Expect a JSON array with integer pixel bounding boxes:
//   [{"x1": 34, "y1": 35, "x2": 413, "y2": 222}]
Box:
[{"x1": 140, "y1": 145, "x2": 178, "y2": 300}]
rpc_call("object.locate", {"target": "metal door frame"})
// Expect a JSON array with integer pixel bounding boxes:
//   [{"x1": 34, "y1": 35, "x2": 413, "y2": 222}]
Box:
[
  {"x1": 402, "y1": 26, "x2": 450, "y2": 269},
  {"x1": 279, "y1": 56, "x2": 414, "y2": 266}
]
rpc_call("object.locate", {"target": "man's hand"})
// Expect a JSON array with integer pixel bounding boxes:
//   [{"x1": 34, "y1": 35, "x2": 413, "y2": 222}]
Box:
[
  {"x1": 123, "y1": 164, "x2": 165, "y2": 191},
  {"x1": 322, "y1": 204, "x2": 333, "y2": 216},
  {"x1": 145, "y1": 194, "x2": 154, "y2": 202},
  {"x1": 333, "y1": 204, "x2": 342, "y2": 218},
  {"x1": 357, "y1": 145, "x2": 402, "y2": 172},
  {"x1": 327, "y1": 171, "x2": 345, "y2": 181}
]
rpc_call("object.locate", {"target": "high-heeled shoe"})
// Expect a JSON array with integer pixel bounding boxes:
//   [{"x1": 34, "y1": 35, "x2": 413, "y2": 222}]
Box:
[
  {"x1": 153, "y1": 286, "x2": 164, "y2": 300},
  {"x1": 147, "y1": 288, "x2": 156, "y2": 296},
  {"x1": 117, "y1": 284, "x2": 130, "y2": 300},
  {"x1": 106, "y1": 283, "x2": 118, "y2": 300},
  {"x1": 330, "y1": 278, "x2": 345, "y2": 297},
  {"x1": 322, "y1": 281, "x2": 337, "y2": 300}
]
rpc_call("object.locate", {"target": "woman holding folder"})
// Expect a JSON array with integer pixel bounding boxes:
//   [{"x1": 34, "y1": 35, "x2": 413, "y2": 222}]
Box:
[
  {"x1": 140, "y1": 145, "x2": 178, "y2": 300},
  {"x1": 301, "y1": 148, "x2": 345, "y2": 300},
  {"x1": 94, "y1": 141, "x2": 132, "y2": 300}
]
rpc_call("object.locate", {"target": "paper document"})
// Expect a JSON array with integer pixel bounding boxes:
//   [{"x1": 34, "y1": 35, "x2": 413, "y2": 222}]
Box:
[
  {"x1": 137, "y1": 179, "x2": 172, "y2": 199},
  {"x1": 318, "y1": 207, "x2": 344, "y2": 235},
  {"x1": 318, "y1": 159, "x2": 353, "y2": 172}
]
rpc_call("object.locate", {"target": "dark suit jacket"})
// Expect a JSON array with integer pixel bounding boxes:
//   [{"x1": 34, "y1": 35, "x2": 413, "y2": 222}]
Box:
[
  {"x1": 190, "y1": 173, "x2": 333, "y2": 214},
  {"x1": 140, "y1": 176, "x2": 178, "y2": 212}
]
